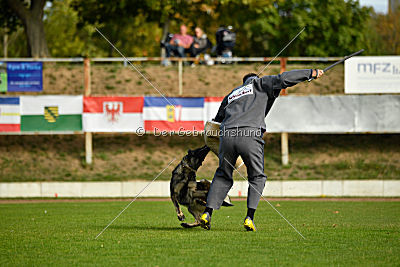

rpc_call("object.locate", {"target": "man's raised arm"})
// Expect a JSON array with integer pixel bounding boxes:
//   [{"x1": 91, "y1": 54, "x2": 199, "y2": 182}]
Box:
[
  {"x1": 261, "y1": 69, "x2": 324, "y2": 92},
  {"x1": 281, "y1": 69, "x2": 323, "y2": 87}
]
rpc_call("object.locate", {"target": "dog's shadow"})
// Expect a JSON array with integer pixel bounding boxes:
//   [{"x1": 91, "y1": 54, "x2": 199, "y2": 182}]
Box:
[{"x1": 94, "y1": 224, "x2": 197, "y2": 232}]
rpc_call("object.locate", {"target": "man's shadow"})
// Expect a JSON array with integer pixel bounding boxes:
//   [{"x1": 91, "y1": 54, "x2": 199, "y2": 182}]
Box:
[{"x1": 93, "y1": 224, "x2": 192, "y2": 232}]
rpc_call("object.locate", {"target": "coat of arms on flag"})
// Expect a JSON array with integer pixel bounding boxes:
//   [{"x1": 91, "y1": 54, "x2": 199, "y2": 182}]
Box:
[
  {"x1": 166, "y1": 105, "x2": 182, "y2": 122},
  {"x1": 44, "y1": 106, "x2": 59, "y2": 123},
  {"x1": 103, "y1": 102, "x2": 122, "y2": 123},
  {"x1": 83, "y1": 96, "x2": 143, "y2": 132}
]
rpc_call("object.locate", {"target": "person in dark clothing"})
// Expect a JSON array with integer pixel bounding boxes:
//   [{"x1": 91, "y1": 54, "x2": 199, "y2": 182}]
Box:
[
  {"x1": 215, "y1": 26, "x2": 236, "y2": 57},
  {"x1": 190, "y1": 27, "x2": 212, "y2": 58},
  {"x1": 200, "y1": 68, "x2": 324, "y2": 231}
]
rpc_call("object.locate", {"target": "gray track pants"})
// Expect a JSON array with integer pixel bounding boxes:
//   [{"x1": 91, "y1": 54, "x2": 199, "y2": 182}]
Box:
[{"x1": 206, "y1": 127, "x2": 267, "y2": 210}]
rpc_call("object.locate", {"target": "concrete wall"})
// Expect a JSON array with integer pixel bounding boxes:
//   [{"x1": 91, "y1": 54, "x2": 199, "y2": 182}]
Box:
[{"x1": 0, "y1": 180, "x2": 399, "y2": 198}]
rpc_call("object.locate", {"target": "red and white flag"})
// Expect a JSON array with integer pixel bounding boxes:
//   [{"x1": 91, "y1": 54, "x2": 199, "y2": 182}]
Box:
[
  {"x1": 83, "y1": 96, "x2": 144, "y2": 132},
  {"x1": 204, "y1": 97, "x2": 223, "y2": 122}
]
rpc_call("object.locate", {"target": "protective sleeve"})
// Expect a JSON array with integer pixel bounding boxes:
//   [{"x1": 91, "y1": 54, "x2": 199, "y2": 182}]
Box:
[
  {"x1": 260, "y1": 69, "x2": 313, "y2": 96},
  {"x1": 213, "y1": 95, "x2": 229, "y2": 123},
  {"x1": 279, "y1": 69, "x2": 313, "y2": 88}
]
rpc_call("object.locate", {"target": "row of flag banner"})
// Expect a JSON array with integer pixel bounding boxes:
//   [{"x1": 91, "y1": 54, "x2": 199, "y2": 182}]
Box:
[{"x1": 0, "y1": 96, "x2": 223, "y2": 133}]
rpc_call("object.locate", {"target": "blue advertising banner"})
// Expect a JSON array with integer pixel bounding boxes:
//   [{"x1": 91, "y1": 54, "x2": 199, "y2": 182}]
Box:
[{"x1": 6, "y1": 62, "x2": 43, "y2": 92}]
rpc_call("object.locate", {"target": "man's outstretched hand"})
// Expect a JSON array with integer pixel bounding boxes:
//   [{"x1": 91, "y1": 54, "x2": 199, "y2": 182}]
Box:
[{"x1": 312, "y1": 69, "x2": 324, "y2": 79}]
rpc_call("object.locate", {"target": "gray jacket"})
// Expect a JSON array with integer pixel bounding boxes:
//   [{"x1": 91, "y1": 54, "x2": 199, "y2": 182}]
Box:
[
  {"x1": 214, "y1": 69, "x2": 313, "y2": 131},
  {"x1": 192, "y1": 34, "x2": 210, "y2": 50}
]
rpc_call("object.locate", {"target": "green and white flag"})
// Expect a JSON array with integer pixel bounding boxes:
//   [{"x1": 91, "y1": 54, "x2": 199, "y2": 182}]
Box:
[{"x1": 20, "y1": 96, "x2": 82, "y2": 132}]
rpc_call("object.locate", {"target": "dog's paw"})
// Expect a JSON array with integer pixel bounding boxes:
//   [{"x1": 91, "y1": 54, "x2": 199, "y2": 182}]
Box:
[{"x1": 177, "y1": 213, "x2": 185, "y2": 221}]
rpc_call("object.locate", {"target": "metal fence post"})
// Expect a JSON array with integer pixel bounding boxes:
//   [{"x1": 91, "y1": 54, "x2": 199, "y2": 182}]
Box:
[
  {"x1": 281, "y1": 132, "x2": 289, "y2": 165},
  {"x1": 178, "y1": 59, "x2": 183, "y2": 95},
  {"x1": 84, "y1": 58, "x2": 93, "y2": 165},
  {"x1": 85, "y1": 132, "x2": 93, "y2": 165},
  {"x1": 84, "y1": 58, "x2": 91, "y2": 95},
  {"x1": 280, "y1": 57, "x2": 289, "y2": 165},
  {"x1": 280, "y1": 57, "x2": 287, "y2": 95}
]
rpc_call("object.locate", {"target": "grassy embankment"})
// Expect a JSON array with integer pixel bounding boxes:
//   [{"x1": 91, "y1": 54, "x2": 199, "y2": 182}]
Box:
[{"x1": 0, "y1": 133, "x2": 399, "y2": 182}]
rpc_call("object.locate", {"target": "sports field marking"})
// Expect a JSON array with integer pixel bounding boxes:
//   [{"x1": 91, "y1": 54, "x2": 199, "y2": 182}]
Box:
[
  {"x1": 224, "y1": 157, "x2": 306, "y2": 239},
  {"x1": 94, "y1": 158, "x2": 176, "y2": 240},
  {"x1": 95, "y1": 27, "x2": 174, "y2": 107}
]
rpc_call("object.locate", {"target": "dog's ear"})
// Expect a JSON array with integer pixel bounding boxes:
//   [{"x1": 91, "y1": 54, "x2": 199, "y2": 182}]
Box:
[{"x1": 187, "y1": 149, "x2": 194, "y2": 155}]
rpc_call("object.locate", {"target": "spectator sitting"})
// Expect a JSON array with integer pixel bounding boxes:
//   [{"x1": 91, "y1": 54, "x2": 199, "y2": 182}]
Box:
[
  {"x1": 163, "y1": 24, "x2": 193, "y2": 66},
  {"x1": 215, "y1": 25, "x2": 236, "y2": 58},
  {"x1": 190, "y1": 27, "x2": 212, "y2": 58}
]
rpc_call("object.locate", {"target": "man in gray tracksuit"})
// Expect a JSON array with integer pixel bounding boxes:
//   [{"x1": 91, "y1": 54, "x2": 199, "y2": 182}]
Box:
[{"x1": 200, "y1": 68, "x2": 324, "y2": 231}]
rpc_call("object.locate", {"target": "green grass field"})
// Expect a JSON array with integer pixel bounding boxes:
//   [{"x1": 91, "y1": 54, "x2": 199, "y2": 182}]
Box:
[{"x1": 1, "y1": 200, "x2": 399, "y2": 266}]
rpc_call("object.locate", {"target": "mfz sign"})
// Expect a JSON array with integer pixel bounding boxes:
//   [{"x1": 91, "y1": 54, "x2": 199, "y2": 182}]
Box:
[{"x1": 358, "y1": 62, "x2": 400, "y2": 75}]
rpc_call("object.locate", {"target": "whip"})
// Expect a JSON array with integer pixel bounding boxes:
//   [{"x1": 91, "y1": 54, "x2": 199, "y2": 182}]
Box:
[{"x1": 309, "y1": 49, "x2": 365, "y2": 81}]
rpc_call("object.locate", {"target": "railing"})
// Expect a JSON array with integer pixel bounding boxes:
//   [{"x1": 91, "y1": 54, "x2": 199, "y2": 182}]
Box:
[{"x1": 0, "y1": 56, "x2": 343, "y2": 62}]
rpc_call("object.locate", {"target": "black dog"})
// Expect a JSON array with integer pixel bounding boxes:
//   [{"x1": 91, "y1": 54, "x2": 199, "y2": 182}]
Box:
[{"x1": 170, "y1": 145, "x2": 232, "y2": 228}]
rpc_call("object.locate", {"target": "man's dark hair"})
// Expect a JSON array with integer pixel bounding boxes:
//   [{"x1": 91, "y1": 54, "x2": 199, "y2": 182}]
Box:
[{"x1": 242, "y1": 73, "x2": 259, "y2": 84}]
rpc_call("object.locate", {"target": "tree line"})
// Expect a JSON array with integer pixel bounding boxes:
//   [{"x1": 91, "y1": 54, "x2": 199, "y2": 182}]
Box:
[{"x1": 0, "y1": 0, "x2": 399, "y2": 58}]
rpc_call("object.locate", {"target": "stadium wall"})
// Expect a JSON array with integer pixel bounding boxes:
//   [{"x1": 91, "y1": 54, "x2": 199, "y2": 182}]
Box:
[{"x1": 1, "y1": 180, "x2": 399, "y2": 198}]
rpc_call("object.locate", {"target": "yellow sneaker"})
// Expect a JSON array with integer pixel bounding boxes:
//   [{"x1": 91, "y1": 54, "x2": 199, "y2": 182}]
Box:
[
  {"x1": 244, "y1": 216, "x2": 256, "y2": 232},
  {"x1": 200, "y1": 212, "x2": 211, "y2": 230}
]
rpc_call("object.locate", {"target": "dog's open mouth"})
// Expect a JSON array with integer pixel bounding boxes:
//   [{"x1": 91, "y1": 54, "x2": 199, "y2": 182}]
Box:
[{"x1": 196, "y1": 145, "x2": 211, "y2": 162}]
